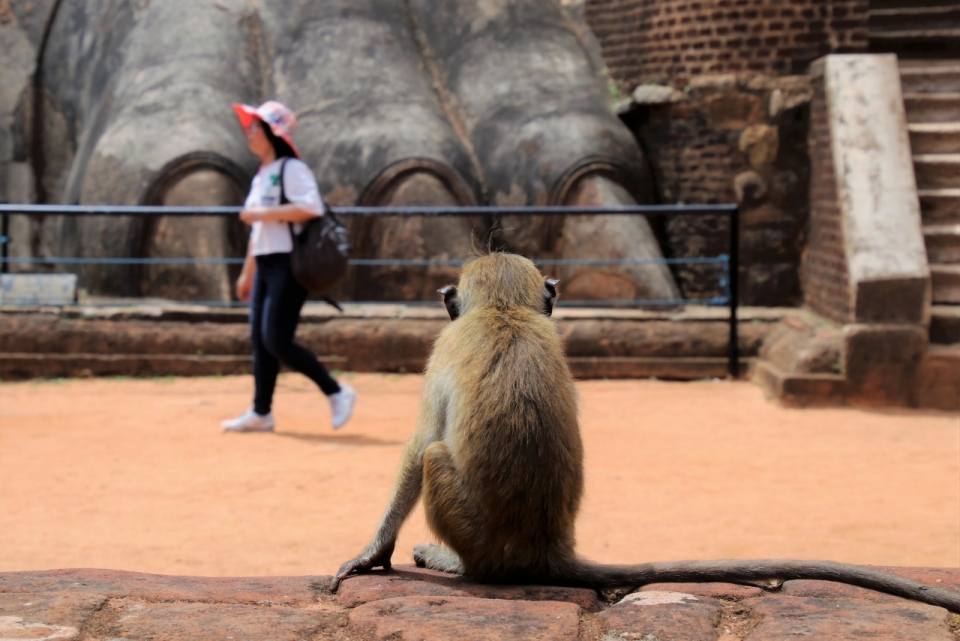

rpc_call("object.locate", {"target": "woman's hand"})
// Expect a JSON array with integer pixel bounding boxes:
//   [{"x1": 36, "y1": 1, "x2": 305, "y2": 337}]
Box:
[
  {"x1": 236, "y1": 249, "x2": 256, "y2": 302},
  {"x1": 236, "y1": 270, "x2": 254, "y2": 302},
  {"x1": 239, "y1": 206, "x2": 267, "y2": 225}
]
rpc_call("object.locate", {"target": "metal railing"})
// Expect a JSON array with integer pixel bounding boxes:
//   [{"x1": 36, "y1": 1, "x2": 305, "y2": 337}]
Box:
[{"x1": 0, "y1": 203, "x2": 740, "y2": 375}]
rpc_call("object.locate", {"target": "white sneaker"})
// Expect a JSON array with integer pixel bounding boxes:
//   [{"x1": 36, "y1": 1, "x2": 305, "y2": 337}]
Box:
[
  {"x1": 221, "y1": 408, "x2": 275, "y2": 432},
  {"x1": 329, "y1": 383, "x2": 356, "y2": 430}
]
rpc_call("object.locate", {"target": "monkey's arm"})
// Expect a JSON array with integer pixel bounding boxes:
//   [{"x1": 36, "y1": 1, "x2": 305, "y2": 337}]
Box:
[{"x1": 331, "y1": 385, "x2": 447, "y2": 591}]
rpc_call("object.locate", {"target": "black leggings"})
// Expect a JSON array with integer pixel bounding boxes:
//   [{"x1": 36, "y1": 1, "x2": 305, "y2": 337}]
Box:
[{"x1": 251, "y1": 252, "x2": 340, "y2": 414}]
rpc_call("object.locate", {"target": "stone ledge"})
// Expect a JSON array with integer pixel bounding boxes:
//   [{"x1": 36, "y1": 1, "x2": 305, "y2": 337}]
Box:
[
  {"x1": 0, "y1": 566, "x2": 957, "y2": 640},
  {"x1": 0, "y1": 306, "x2": 797, "y2": 381},
  {"x1": 0, "y1": 302, "x2": 797, "y2": 324}
]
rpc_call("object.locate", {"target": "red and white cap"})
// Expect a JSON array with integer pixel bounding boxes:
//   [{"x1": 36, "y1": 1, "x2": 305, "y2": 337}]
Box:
[{"x1": 232, "y1": 100, "x2": 301, "y2": 158}]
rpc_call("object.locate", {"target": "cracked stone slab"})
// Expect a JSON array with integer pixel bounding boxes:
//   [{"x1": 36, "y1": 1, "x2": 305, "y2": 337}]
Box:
[
  {"x1": 0, "y1": 591, "x2": 107, "y2": 640},
  {"x1": 599, "y1": 590, "x2": 720, "y2": 641},
  {"x1": 348, "y1": 595, "x2": 581, "y2": 640},
  {"x1": 336, "y1": 564, "x2": 598, "y2": 610},
  {"x1": 748, "y1": 595, "x2": 954, "y2": 640},
  {"x1": 0, "y1": 569, "x2": 330, "y2": 606},
  {"x1": 100, "y1": 600, "x2": 340, "y2": 641}
]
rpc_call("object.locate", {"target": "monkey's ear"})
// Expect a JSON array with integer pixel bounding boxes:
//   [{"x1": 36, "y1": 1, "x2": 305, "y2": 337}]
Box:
[
  {"x1": 438, "y1": 285, "x2": 460, "y2": 321},
  {"x1": 543, "y1": 278, "x2": 559, "y2": 316}
]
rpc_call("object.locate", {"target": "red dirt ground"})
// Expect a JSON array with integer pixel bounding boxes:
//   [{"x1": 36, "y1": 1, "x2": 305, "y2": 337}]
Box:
[{"x1": 1, "y1": 374, "x2": 958, "y2": 577}]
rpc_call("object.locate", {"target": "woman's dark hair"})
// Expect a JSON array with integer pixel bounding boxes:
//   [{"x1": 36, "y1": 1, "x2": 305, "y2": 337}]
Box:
[{"x1": 261, "y1": 120, "x2": 296, "y2": 159}]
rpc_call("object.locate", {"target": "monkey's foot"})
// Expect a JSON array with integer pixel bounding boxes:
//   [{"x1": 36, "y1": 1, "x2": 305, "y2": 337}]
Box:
[{"x1": 413, "y1": 543, "x2": 465, "y2": 575}]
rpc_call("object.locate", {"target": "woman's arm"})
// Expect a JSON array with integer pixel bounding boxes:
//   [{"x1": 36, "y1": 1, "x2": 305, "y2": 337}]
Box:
[
  {"x1": 239, "y1": 203, "x2": 320, "y2": 225},
  {"x1": 236, "y1": 241, "x2": 257, "y2": 302}
]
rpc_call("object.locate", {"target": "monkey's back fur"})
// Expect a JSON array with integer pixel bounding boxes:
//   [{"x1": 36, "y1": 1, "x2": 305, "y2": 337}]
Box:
[{"x1": 425, "y1": 254, "x2": 582, "y2": 581}]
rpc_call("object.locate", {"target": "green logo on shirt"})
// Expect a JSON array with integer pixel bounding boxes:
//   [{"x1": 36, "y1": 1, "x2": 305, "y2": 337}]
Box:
[{"x1": 270, "y1": 174, "x2": 280, "y2": 187}]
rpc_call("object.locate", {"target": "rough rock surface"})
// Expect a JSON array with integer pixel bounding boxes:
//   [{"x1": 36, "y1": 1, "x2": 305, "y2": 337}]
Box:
[{"x1": 0, "y1": 565, "x2": 957, "y2": 640}]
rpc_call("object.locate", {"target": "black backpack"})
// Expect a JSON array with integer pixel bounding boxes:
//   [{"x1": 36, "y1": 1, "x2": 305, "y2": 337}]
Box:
[{"x1": 279, "y1": 158, "x2": 350, "y2": 305}]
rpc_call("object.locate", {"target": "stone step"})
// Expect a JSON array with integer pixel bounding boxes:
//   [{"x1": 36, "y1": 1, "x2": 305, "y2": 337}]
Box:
[
  {"x1": 914, "y1": 343, "x2": 960, "y2": 410},
  {"x1": 900, "y1": 64, "x2": 960, "y2": 93},
  {"x1": 931, "y1": 264, "x2": 960, "y2": 303},
  {"x1": 913, "y1": 154, "x2": 960, "y2": 190},
  {"x1": 0, "y1": 353, "x2": 260, "y2": 379},
  {"x1": 871, "y1": 29, "x2": 960, "y2": 58},
  {"x1": 919, "y1": 188, "x2": 960, "y2": 225},
  {"x1": 871, "y1": 6, "x2": 960, "y2": 33},
  {"x1": 904, "y1": 93, "x2": 960, "y2": 123},
  {"x1": 909, "y1": 122, "x2": 960, "y2": 153},
  {"x1": 751, "y1": 359, "x2": 846, "y2": 408},
  {"x1": 923, "y1": 224, "x2": 960, "y2": 263},
  {"x1": 930, "y1": 304, "x2": 960, "y2": 343}
]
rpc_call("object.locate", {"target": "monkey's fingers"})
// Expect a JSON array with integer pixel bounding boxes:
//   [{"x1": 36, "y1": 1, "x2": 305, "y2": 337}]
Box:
[{"x1": 330, "y1": 556, "x2": 390, "y2": 592}]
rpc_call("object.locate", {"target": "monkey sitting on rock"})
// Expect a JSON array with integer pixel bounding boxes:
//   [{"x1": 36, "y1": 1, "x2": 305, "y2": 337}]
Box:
[{"x1": 331, "y1": 251, "x2": 960, "y2": 614}]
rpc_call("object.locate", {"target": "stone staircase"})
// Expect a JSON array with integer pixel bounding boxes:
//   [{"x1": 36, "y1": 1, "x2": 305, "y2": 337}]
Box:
[
  {"x1": 755, "y1": 46, "x2": 960, "y2": 409},
  {"x1": 870, "y1": 0, "x2": 960, "y2": 59},
  {"x1": 873, "y1": 0, "x2": 960, "y2": 409},
  {"x1": 871, "y1": 0, "x2": 960, "y2": 330},
  {"x1": 898, "y1": 58, "x2": 960, "y2": 399}
]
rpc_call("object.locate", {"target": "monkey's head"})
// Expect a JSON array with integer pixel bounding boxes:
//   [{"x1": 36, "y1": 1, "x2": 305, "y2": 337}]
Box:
[{"x1": 438, "y1": 253, "x2": 558, "y2": 320}]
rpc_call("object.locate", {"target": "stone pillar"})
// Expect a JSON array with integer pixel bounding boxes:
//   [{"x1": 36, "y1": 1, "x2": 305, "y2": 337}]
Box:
[
  {"x1": 803, "y1": 54, "x2": 931, "y2": 405},
  {"x1": 805, "y1": 54, "x2": 930, "y2": 326}
]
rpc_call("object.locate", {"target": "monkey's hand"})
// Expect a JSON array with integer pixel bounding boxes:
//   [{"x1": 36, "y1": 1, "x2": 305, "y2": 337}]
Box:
[{"x1": 330, "y1": 540, "x2": 396, "y2": 592}]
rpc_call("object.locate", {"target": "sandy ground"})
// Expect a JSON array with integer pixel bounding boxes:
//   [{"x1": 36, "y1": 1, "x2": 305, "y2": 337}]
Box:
[{"x1": 1, "y1": 373, "x2": 958, "y2": 578}]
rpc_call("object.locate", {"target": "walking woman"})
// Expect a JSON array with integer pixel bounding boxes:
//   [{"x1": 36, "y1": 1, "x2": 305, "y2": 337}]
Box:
[{"x1": 222, "y1": 101, "x2": 356, "y2": 432}]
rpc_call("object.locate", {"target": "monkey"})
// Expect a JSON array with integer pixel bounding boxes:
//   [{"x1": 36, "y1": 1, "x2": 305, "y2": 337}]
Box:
[{"x1": 331, "y1": 251, "x2": 960, "y2": 614}]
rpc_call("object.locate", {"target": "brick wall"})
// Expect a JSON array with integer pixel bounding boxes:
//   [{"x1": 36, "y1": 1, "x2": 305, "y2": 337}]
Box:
[
  {"x1": 624, "y1": 74, "x2": 813, "y2": 306},
  {"x1": 584, "y1": 0, "x2": 869, "y2": 91},
  {"x1": 801, "y1": 70, "x2": 851, "y2": 324}
]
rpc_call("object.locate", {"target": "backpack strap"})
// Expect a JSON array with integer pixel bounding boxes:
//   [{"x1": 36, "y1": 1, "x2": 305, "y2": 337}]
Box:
[
  {"x1": 280, "y1": 157, "x2": 297, "y2": 244},
  {"x1": 278, "y1": 157, "x2": 290, "y2": 205}
]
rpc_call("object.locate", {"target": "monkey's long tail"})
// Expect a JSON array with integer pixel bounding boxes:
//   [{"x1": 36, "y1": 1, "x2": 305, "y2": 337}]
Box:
[{"x1": 557, "y1": 558, "x2": 960, "y2": 614}]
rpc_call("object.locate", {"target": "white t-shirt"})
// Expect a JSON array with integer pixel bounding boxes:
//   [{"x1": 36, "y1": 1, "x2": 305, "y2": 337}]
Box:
[{"x1": 245, "y1": 157, "x2": 324, "y2": 256}]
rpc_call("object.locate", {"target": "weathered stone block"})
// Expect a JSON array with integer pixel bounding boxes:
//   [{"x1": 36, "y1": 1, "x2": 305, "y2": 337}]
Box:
[
  {"x1": 748, "y1": 595, "x2": 953, "y2": 640},
  {"x1": 842, "y1": 324, "x2": 927, "y2": 406},
  {"x1": 600, "y1": 590, "x2": 720, "y2": 641},
  {"x1": 100, "y1": 600, "x2": 334, "y2": 641},
  {"x1": 0, "y1": 591, "x2": 106, "y2": 640},
  {"x1": 0, "y1": 569, "x2": 328, "y2": 606},
  {"x1": 809, "y1": 54, "x2": 930, "y2": 325},
  {"x1": 739, "y1": 124, "x2": 780, "y2": 170},
  {"x1": 349, "y1": 595, "x2": 581, "y2": 640},
  {"x1": 913, "y1": 346, "x2": 960, "y2": 411},
  {"x1": 336, "y1": 565, "x2": 598, "y2": 610},
  {"x1": 854, "y1": 277, "x2": 930, "y2": 325},
  {"x1": 705, "y1": 92, "x2": 766, "y2": 131}
]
